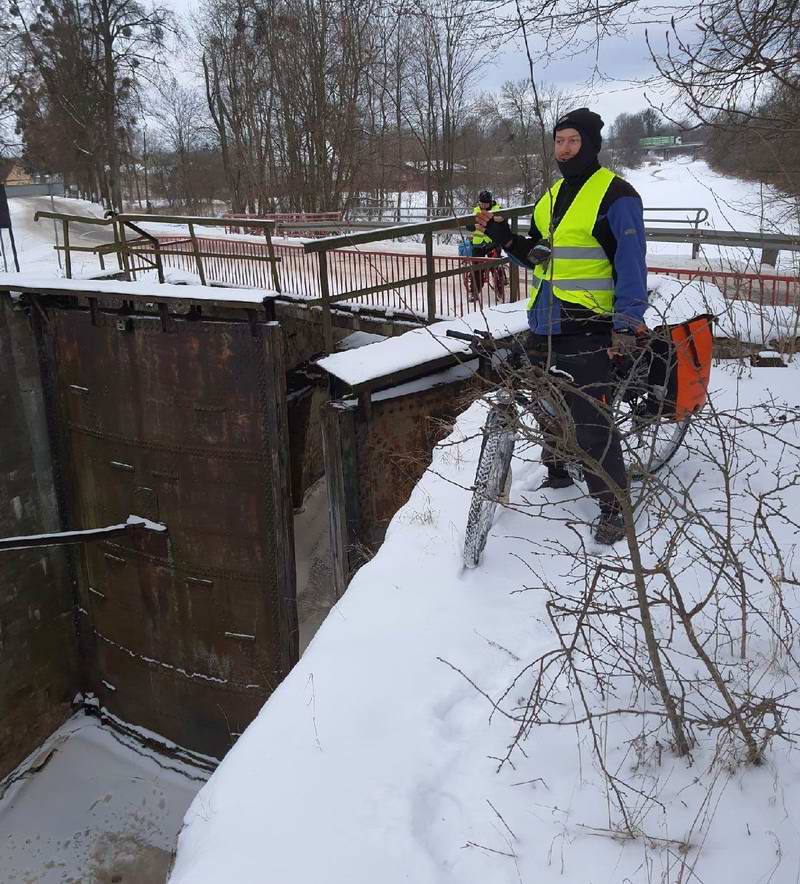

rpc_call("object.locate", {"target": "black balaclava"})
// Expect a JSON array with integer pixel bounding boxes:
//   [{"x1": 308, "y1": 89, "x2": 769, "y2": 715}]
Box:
[{"x1": 553, "y1": 107, "x2": 604, "y2": 182}]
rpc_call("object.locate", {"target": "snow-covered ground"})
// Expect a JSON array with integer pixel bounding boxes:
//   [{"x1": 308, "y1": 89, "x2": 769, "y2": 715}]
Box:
[
  {"x1": 168, "y1": 352, "x2": 800, "y2": 884},
  {"x1": 624, "y1": 159, "x2": 799, "y2": 273},
  {"x1": 3, "y1": 195, "x2": 111, "y2": 276},
  {"x1": 0, "y1": 713, "x2": 207, "y2": 883}
]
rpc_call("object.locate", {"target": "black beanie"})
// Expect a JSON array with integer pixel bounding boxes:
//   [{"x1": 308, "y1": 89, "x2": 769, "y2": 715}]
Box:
[{"x1": 553, "y1": 107, "x2": 604, "y2": 153}]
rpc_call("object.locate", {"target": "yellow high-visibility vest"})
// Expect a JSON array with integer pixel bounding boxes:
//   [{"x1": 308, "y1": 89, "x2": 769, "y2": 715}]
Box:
[
  {"x1": 527, "y1": 167, "x2": 615, "y2": 314},
  {"x1": 472, "y1": 202, "x2": 501, "y2": 245}
]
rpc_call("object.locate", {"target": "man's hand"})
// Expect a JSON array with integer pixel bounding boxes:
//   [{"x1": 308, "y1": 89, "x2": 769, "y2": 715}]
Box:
[
  {"x1": 473, "y1": 209, "x2": 494, "y2": 232},
  {"x1": 474, "y1": 211, "x2": 513, "y2": 248},
  {"x1": 527, "y1": 240, "x2": 552, "y2": 266}
]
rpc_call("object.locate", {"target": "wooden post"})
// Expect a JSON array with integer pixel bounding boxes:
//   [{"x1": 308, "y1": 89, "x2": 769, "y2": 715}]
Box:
[
  {"x1": 153, "y1": 239, "x2": 165, "y2": 284},
  {"x1": 319, "y1": 249, "x2": 333, "y2": 354},
  {"x1": 188, "y1": 223, "x2": 207, "y2": 285},
  {"x1": 760, "y1": 247, "x2": 779, "y2": 268},
  {"x1": 509, "y1": 215, "x2": 520, "y2": 301},
  {"x1": 263, "y1": 224, "x2": 281, "y2": 293},
  {"x1": 424, "y1": 229, "x2": 436, "y2": 323},
  {"x1": 260, "y1": 322, "x2": 299, "y2": 674},
  {"x1": 117, "y1": 220, "x2": 132, "y2": 280},
  {"x1": 321, "y1": 400, "x2": 361, "y2": 598},
  {"x1": 62, "y1": 220, "x2": 72, "y2": 279}
]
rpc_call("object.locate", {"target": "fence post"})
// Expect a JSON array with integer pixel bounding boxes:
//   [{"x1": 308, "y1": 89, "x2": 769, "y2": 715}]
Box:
[
  {"x1": 509, "y1": 215, "x2": 519, "y2": 301},
  {"x1": 153, "y1": 239, "x2": 165, "y2": 284},
  {"x1": 188, "y1": 223, "x2": 207, "y2": 285},
  {"x1": 62, "y1": 220, "x2": 72, "y2": 279},
  {"x1": 116, "y1": 220, "x2": 132, "y2": 280},
  {"x1": 263, "y1": 223, "x2": 282, "y2": 293},
  {"x1": 424, "y1": 230, "x2": 436, "y2": 323},
  {"x1": 319, "y1": 249, "x2": 333, "y2": 354}
]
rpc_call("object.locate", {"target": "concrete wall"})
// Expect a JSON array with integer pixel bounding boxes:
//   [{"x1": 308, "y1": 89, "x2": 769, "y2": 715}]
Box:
[
  {"x1": 322, "y1": 372, "x2": 479, "y2": 589},
  {"x1": 358, "y1": 380, "x2": 478, "y2": 546},
  {"x1": 0, "y1": 298, "x2": 78, "y2": 780}
]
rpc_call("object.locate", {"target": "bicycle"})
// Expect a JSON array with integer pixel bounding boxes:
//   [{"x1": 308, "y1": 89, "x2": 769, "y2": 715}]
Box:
[
  {"x1": 447, "y1": 328, "x2": 697, "y2": 568},
  {"x1": 464, "y1": 247, "x2": 509, "y2": 303}
]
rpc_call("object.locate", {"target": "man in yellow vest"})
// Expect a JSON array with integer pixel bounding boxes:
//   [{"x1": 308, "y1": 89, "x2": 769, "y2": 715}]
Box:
[
  {"x1": 471, "y1": 190, "x2": 501, "y2": 256},
  {"x1": 475, "y1": 107, "x2": 648, "y2": 545},
  {"x1": 466, "y1": 190, "x2": 502, "y2": 300}
]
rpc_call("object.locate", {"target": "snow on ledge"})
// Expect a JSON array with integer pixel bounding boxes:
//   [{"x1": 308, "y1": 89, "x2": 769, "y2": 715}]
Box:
[
  {"x1": 0, "y1": 272, "x2": 279, "y2": 305},
  {"x1": 317, "y1": 300, "x2": 529, "y2": 388}
]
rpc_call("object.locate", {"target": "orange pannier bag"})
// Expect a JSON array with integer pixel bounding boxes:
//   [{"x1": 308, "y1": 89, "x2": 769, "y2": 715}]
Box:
[{"x1": 646, "y1": 314, "x2": 714, "y2": 420}]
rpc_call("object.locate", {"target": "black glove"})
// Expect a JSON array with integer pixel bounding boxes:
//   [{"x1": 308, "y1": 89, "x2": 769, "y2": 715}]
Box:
[
  {"x1": 527, "y1": 239, "x2": 552, "y2": 266},
  {"x1": 482, "y1": 215, "x2": 512, "y2": 247}
]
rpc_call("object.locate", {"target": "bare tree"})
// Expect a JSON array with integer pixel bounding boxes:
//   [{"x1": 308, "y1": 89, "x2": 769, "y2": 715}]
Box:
[
  {"x1": 403, "y1": 0, "x2": 480, "y2": 210},
  {"x1": 10, "y1": 0, "x2": 171, "y2": 208}
]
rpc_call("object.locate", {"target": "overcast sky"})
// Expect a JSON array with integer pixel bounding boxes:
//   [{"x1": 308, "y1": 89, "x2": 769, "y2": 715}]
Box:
[{"x1": 159, "y1": 0, "x2": 678, "y2": 131}]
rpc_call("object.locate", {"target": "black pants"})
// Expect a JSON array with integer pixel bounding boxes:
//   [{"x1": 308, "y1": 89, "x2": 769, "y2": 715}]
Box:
[{"x1": 530, "y1": 332, "x2": 627, "y2": 512}]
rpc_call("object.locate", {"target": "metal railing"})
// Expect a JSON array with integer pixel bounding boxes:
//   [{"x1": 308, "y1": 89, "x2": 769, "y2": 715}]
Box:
[
  {"x1": 126, "y1": 235, "x2": 520, "y2": 315},
  {"x1": 25, "y1": 207, "x2": 800, "y2": 352},
  {"x1": 224, "y1": 211, "x2": 343, "y2": 236},
  {"x1": 33, "y1": 210, "x2": 282, "y2": 291},
  {"x1": 301, "y1": 204, "x2": 537, "y2": 350},
  {"x1": 645, "y1": 227, "x2": 800, "y2": 266},
  {"x1": 648, "y1": 266, "x2": 800, "y2": 307},
  {"x1": 643, "y1": 207, "x2": 708, "y2": 228}
]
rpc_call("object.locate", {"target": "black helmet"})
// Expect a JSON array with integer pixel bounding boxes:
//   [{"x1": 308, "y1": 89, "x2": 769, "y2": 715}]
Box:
[{"x1": 478, "y1": 190, "x2": 493, "y2": 204}]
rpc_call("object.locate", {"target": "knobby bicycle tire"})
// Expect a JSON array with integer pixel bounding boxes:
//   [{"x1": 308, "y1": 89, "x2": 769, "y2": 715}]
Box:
[
  {"x1": 463, "y1": 409, "x2": 515, "y2": 569},
  {"x1": 613, "y1": 387, "x2": 694, "y2": 478}
]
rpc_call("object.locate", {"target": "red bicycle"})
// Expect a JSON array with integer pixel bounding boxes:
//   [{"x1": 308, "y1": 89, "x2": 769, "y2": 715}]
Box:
[{"x1": 464, "y1": 247, "x2": 509, "y2": 303}]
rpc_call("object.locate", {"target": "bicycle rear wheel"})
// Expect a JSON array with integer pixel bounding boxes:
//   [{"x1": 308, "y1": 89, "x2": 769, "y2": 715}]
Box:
[
  {"x1": 615, "y1": 398, "x2": 692, "y2": 477},
  {"x1": 463, "y1": 406, "x2": 516, "y2": 568}
]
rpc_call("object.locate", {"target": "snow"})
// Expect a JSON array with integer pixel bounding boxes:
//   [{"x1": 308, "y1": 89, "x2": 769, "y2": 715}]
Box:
[
  {"x1": 337, "y1": 330, "x2": 387, "y2": 350},
  {"x1": 126, "y1": 514, "x2": 168, "y2": 532},
  {"x1": 2, "y1": 195, "x2": 109, "y2": 275},
  {"x1": 647, "y1": 273, "x2": 800, "y2": 344},
  {"x1": 318, "y1": 301, "x2": 528, "y2": 387},
  {"x1": 320, "y1": 274, "x2": 799, "y2": 390},
  {"x1": 0, "y1": 713, "x2": 207, "y2": 883},
  {"x1": 0, "y1": 271, "x2": 279, "y2": 304},
  {"x1": 0, "y1": 514, "x2": 166, "y2": 549},
  {"x1": 169, "y1": 359, "x2": 800, "y2": 884},
  {"x1": 623, "y1": 159, "x2": 800, "y2": 273}
]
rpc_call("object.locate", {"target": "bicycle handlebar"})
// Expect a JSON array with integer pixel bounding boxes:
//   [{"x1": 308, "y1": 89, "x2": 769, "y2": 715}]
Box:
[{"x1": 445, "y1": 329, "x2": 492, "y2": 345}]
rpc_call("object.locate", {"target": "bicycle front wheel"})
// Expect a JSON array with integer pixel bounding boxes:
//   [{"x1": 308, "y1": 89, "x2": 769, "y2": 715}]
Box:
[{"x1": 463, "y1": 408, "x2": 515, "y2": 568}]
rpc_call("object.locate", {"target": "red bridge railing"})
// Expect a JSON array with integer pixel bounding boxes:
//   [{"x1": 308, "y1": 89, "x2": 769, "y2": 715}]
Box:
[
  {"x1": 126, "y1": 237, "x2": 799, "y2": 323},
  {"x1": 647, "y1": 266, "x2": 798, "y2": 308}
]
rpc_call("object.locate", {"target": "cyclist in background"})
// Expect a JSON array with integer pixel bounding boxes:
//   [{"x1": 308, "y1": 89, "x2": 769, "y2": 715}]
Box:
[
  {"x1": 466, "y1": 190, "x2": 503, "y2": 301},
  {"x1": 471, "y1": 190, "x2": 501, "y2": 259},
  {"x1": 475, "y1": 108, "x2": 648, "y2": 545}
]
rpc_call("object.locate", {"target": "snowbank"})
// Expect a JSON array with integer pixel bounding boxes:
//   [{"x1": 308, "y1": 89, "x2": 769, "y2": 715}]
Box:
[
  {"x1": 169, "y1": 362, "x2": 800, "y2": 884},
  {"x1": 624, "y1": 159, "x2": 800, "y2": 272},
  {"x1": 319, "y1": 275, "x2": 797, "y2": 391},
  {"x1": 647, "y1": 273, "x2": 800, "y2": 344}
]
